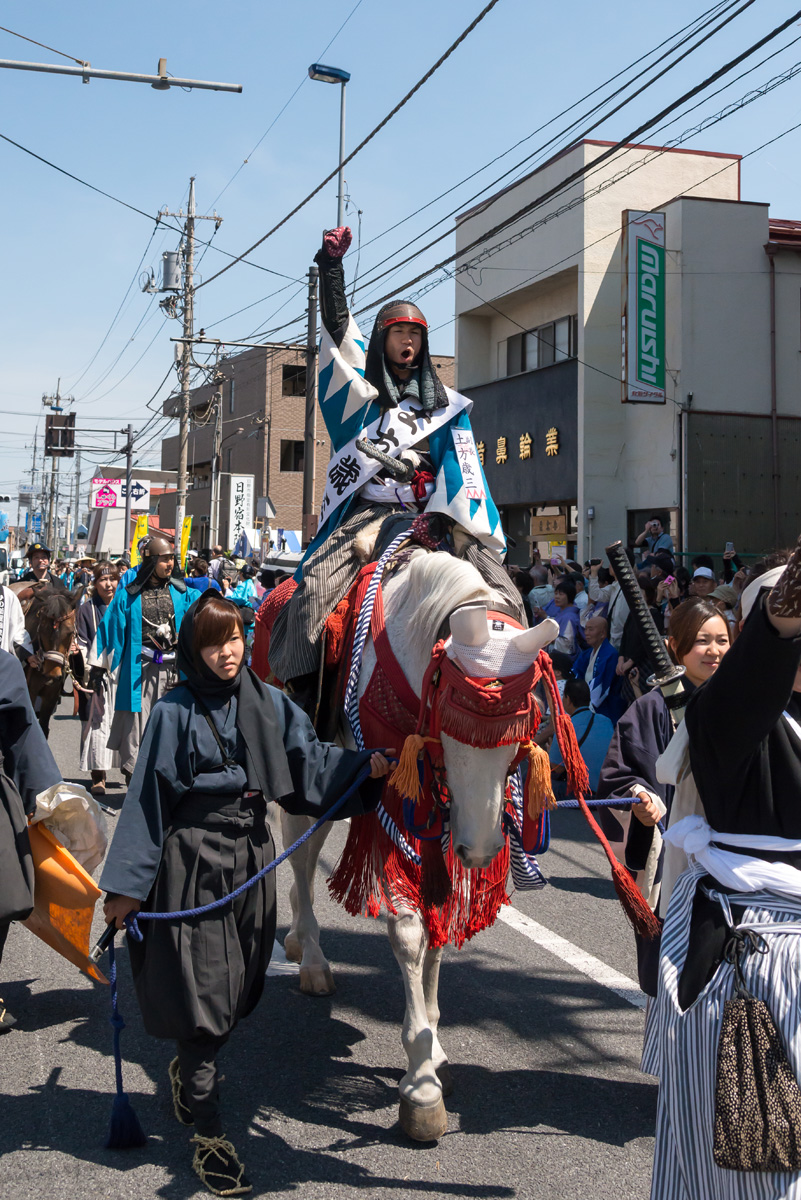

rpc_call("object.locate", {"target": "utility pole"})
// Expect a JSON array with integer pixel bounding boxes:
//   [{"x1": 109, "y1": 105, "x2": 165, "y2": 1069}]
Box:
[
  {"x1": 175, "y1": 178, "x2": 195, "y2": 547},
  {"x1": 210, "y1": 389, "x2": 223, "y2": 548},
  {"x1": 73, "y1": 449, "x2": 82, "y2": 541},
  {"x1": 160, "y1": 180, "x2": 222, "y2": 549},
  {"x1": 302, "y1": 264, "x2": 319, "y2": 547},
  {"x1": 123, "y1": 424, "x2": 134, "y2": 555}
]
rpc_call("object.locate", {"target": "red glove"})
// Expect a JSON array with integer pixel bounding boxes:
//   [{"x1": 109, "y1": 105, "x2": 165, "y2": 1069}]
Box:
[{"x1": 321, "y1": 226, "x2": 352, "y2": 259}]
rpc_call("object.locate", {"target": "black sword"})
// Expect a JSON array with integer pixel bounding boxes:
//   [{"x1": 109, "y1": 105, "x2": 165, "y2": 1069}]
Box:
[{"x1": 605, "y1": 540, "x2": 689, "y2": 723}]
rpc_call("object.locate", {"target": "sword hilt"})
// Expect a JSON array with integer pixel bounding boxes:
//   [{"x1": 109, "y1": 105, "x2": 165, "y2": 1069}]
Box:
[
  {"x1": 605, "y1": 539, "x2": 690, "y2": 721},
  {"x1": 355, "y1": 439, "x2": 415, "y2": 483}
]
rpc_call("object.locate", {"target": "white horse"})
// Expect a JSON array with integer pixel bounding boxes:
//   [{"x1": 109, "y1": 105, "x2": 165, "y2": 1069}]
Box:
[{"x1": 281, "y1": 547, "x2": 556, "y2": 1141}]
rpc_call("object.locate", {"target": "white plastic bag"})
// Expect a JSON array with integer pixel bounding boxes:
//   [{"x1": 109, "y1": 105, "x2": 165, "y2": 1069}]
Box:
[{"x1": 31, "y1": 782, "x2": 108, "y2": 876}]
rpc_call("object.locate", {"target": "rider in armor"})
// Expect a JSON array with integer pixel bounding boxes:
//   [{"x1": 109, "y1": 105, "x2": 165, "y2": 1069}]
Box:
[{"x1": 268, "y1": 229, "x2": 521, "y2": 709}]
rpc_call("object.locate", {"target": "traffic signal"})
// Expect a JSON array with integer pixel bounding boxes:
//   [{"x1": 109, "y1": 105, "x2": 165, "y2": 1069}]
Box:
[{"x1": 44, "y1": 413, "x2": 76, "y2": 457}]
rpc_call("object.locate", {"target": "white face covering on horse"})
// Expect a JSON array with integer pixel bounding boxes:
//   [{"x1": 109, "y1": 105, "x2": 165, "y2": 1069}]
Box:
[{"x1": 446, "y1": 605, "x2": 559, "y2": 678}]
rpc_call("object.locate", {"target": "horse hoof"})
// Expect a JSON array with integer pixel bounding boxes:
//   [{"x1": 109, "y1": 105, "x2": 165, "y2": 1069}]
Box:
[
  {"x1": 299, "y1": 966, "x2": 336, "y2": 996},
  {"x1": 283, "y1": 934, "x2": 302, "y2": 963},
  {"x1": 435, "y1": 1063, "x2": 453, "y2": 1097},
  {"x1": 399, "y1": 1095, "x2": 448, "y2": 1142}
]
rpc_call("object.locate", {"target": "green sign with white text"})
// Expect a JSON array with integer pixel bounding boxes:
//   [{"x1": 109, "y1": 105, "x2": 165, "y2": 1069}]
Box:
[{"x1": 623, "y1": 211, "x2": 666, "y2": 404}]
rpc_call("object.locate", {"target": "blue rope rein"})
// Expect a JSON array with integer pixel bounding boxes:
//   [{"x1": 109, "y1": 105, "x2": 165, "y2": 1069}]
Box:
[{"x1": 123, "y1": 764, "x2": 372, "y2": 938}]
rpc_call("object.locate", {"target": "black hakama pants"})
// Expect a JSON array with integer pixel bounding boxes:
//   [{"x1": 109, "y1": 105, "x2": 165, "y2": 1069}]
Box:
[{"x1": 129, "y1": 789, "x2": 276, "y2": 1135}]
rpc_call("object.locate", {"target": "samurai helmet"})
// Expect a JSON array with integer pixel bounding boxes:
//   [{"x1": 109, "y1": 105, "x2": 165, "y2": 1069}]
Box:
[
  {"x1": 374, "y1": 300, "x2": 428, "y2": 335},
  {"x1": 138, "y1": 534, "x2": 174, "y2": 559}
]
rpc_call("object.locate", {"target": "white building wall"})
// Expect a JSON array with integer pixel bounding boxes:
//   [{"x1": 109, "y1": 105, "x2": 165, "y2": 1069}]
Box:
[{"x1": 578, "y1": 143, "x2": 740, "y2": 556}]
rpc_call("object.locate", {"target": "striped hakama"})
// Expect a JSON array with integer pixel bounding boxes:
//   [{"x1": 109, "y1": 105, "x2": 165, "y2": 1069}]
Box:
[{"x1": 649, "y1": 861, "x2": 801, "y2": 1199}]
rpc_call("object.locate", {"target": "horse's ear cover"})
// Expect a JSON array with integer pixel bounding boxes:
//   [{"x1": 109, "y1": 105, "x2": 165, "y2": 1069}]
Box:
[
  {"x1": 510, "y1": 620, "x2": 559, "y2": 660},
  {"x1": 449, "y1": 604, "x2": 489, "y2": 646}
]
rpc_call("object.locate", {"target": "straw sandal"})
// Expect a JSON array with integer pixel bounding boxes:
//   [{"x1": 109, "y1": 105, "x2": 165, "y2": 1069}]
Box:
[
  {"x1": 191, "y1": 1134, "x2": 252, "y2": 1196},
  {"x1": 0, "y1": 999, "x2": 16, "y2": 1034},
  {"x1": 168, "y1": 1056, "x2": 194, "y2": 1126}
]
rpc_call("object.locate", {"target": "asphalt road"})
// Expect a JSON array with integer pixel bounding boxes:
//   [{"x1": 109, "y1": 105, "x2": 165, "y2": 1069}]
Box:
[{"x1": 0, "y1": 695, "x2": 657, "y2": 1200}]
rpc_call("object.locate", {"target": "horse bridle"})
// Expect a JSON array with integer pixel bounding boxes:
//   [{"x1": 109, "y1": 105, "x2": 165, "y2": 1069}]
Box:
[{"x1": 28, "y1": 608, "x2": 90, "y2": 691}]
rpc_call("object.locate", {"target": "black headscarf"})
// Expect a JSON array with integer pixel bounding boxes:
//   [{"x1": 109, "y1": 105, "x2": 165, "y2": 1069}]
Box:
[
  {"x1": 364, "y1": 300, "x2": 448, "y2": 414},
  {"x1": 126, "y1": 555, "x2": 187, "y2": 598},
  {"x1": 176, "y1": 594, "x2": 294, "y2": 802}
]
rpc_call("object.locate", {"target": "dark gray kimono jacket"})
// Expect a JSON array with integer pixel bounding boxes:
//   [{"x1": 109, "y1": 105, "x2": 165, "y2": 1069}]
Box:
[
  {"x1": 99, "y1": 682, "x2": 381, "y2": 1041},
  {"x1": 0, "y1": 650, "x2": 61, "y2": 944}
]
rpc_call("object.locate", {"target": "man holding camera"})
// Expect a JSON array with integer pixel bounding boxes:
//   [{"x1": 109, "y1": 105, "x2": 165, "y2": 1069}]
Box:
[{"x1": 634, "y1": 515, "x2": 674, "y2": 561}]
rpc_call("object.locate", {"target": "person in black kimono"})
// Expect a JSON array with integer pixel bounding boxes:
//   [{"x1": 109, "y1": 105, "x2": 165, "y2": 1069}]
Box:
[
  {"x1": 596, "y1": 598, "x2": 730, "y2": 995},
  {"x1": 0, "y1": 649, "x2": 62, "y2": 1031},
  {"x1": 648, "y1": 542, "x2": 801, "y2": 1196},
  {"x1": 100, "y1": 591, "x2": 392, "y2": 1197}
]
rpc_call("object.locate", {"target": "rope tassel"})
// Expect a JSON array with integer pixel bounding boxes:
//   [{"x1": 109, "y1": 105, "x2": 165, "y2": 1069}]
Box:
[
  {"x1": 520, "y1": 740, "x2": 557, "y2": 821},
  {"x1": 389, "y1": 734, "x2": 440, "y2": 804}
]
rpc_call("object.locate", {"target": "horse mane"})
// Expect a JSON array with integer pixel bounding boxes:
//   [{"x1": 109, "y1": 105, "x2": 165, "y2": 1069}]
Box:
[
  {"x1": 35, "y1": 583, "x2": 74, "y2": 621},
  {"x1": 387, "y1": 549, "x2": 495, "y2": 654}
]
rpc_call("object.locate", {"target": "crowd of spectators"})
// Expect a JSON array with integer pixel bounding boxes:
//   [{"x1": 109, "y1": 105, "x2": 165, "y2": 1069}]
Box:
[{"x1": 505, "y1": 514, "x2": 757, "y2": 802}]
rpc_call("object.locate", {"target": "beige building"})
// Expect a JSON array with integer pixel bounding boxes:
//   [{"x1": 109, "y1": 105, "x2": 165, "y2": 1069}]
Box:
[
  {"x1": 454, "y1": 138, "x2": 801, "y2": 567},
  {"x1": 160, "y1": 340, "x2": 454, "y2": 553}
]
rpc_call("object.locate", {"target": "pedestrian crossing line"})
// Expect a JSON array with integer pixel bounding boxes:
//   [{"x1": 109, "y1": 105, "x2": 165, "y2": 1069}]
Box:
[{"x1": 497, "y1": 907, "x2": 647, "y2": 1010}]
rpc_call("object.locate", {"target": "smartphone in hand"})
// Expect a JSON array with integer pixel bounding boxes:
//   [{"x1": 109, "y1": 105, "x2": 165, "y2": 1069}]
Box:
[{"x1": 724, "y1": 541, "x2": 735, "y2": 554}]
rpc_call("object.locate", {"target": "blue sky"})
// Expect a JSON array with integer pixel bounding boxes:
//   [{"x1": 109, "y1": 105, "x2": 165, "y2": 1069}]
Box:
[{"x1": 2, "y1": 0, "x2": 801, "y2": 504}]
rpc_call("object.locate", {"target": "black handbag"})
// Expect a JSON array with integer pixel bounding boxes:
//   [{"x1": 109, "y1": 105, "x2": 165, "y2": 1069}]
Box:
[
  {"x1": 714, "y1": 927, "x2": 801, "y2": 1172},
  {"x1": 0, "y1": 759, "x2": 35, "y2": 924}
]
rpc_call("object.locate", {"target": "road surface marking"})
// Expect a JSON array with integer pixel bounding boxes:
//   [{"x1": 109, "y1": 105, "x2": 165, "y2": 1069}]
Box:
[{"x1": 498, "y1": 906, "x2": 646, "y2": 1009}]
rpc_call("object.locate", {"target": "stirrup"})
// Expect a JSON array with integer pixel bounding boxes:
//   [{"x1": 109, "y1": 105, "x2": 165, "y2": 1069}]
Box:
[
  {"x1": 168, "y1": 1056, "x2": 193, "y2": 1126},
  {"x1": 191, "y1": 1134, "x2": 252, "y2": 1196}
]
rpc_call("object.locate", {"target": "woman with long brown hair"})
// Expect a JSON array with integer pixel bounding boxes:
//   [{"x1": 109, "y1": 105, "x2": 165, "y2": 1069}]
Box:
[
  {"x1": 597, "y1": 598, "x2": 731, "y2": 995},
  {"x1": 99, "y1": 591, "x2": 392, "y2": 1195}
]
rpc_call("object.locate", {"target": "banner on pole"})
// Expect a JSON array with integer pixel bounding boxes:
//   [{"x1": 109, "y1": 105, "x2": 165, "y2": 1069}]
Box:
[
  {"x1": 180, "y1": 517, "x2": 192, "y2": 570},
  {"x1": 622, "y1": 210, "x2": 666, "y2": 404},
  {"x1": 228, "y1": 475, "x2": 255, "y2": 547},
  {"x1": 130, "y1": 514, "x2": 148, "y2": 565}
]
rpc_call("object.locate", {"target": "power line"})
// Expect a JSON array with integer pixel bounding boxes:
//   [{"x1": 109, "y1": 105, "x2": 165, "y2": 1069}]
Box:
[
  {"x1": 0, "y1": 129, "x2": 302, "y2": 282},
  {"x1": 209, "y1": 0, "x2": 368, "y2": 209},
  {"x1": 354, "y1": 5, "x2": 801, "y2": 313},
  {"x1": 352, "y1": 0, "x2": 755, "y2": 296},
  {"x1": 355, "y1": 0, "x2": 740, "y2": 262},
  {"x1": 65, "y1": 225, "x2": 162, "y2": 392},
  {"x1": 200, "y1": 1, "x2": 737, "y2": 341},
  {"x1": 197, "y1": 0, "x2": 505, "y2": 291},
  {"x1": 0, "y1": 130, "x2": 155, "y2": 219},
  {"x1": 0, "y1": 23, "x2": 87, "y2": 65}
]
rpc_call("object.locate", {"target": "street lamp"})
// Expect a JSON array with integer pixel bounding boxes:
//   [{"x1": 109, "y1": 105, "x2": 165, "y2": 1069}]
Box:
[{"x1": 308, "y1": 62, "x2": 351, "y2": 227}]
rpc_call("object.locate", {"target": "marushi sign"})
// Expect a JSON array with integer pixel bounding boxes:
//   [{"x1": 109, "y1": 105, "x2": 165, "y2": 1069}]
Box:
[{"x1": 622, "y1": 210, "x2": 666, "y2": 404}]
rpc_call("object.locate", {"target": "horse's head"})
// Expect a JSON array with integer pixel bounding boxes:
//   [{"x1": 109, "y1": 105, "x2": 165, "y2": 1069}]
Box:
[
  {"x1": 30, "y1": 583, "x2": 84, "y2": 676},
  {"x1": 380, "y1": 551, "x2": 559, "y2": 870}
]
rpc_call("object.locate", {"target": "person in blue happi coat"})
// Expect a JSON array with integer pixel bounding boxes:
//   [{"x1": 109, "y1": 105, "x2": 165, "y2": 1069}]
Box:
[
  {"x1": 571, "y1": 614, "x2": 624, "y2": 724},
  {"x1": 89, "y1": 534, "x2": 197, "y2": 781}
]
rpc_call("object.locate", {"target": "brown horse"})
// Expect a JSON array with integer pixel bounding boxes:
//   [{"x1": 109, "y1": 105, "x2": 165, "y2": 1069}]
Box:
[{"x1": 17, "y1": 581, "x2": 85, "y2": 738}]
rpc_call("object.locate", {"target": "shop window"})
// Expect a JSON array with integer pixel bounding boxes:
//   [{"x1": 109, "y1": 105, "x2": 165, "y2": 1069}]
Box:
[
  {"x1": 282, "y1": 364, "x2": 306, "y2": 396},
  {"x1": 280, "y1": 439, "x2": 304, "y2": 472}
]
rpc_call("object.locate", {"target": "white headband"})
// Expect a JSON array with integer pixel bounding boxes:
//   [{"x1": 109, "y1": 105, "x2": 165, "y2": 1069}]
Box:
[{"x1": 741, "y1": 565, "x2": 786, "y2": 620}]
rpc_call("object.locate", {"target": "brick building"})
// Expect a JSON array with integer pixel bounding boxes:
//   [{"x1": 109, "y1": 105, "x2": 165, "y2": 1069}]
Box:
[{"x1": 160, "y1": 341, "x2": 454, "y2": 552}]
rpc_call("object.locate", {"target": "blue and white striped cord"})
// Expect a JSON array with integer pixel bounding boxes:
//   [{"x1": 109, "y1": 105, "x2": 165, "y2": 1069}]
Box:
[
  {"x1": 343, "y1": 530, "x2": 421, "y2": 865},
  {"x1": 504, "y1": 769, "x2": 547, "y2": 891}
]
